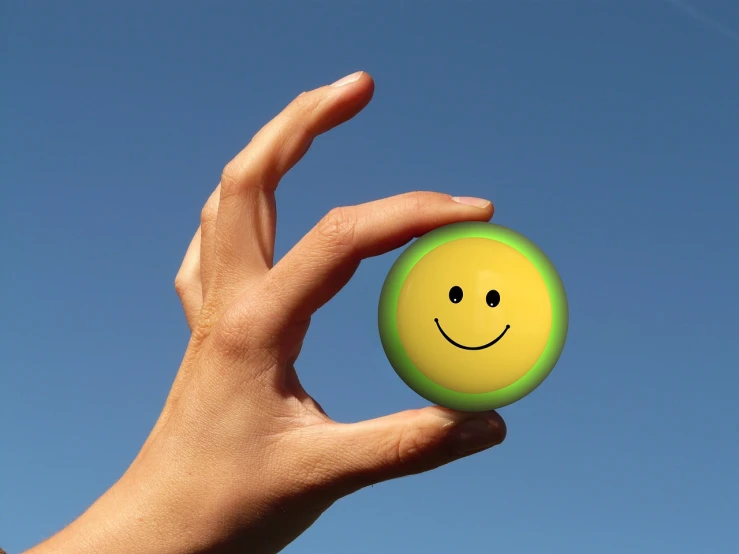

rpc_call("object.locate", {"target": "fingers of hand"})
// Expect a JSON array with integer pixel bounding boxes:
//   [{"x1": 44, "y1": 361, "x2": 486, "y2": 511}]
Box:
[
  {"x1": 221, "y1": 71, "x2": 373, "y2": 200},
  {"x1": 264, "y1": 192, "x2": 493, "y2": 326},
  {"x1": 212, "y1": 72, "x2": 374, "y2": 291}
]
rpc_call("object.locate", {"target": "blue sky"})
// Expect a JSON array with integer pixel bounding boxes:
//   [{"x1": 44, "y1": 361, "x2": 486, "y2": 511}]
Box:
[{"x1": 2, "y1": 1, "x2": 738, "y2": 553}]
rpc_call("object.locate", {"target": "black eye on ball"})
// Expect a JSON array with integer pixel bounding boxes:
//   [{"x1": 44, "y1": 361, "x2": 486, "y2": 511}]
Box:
[
  {"x1": 449, "y1": 286, "x2": 463, "y2": 303},
  {"x1": 486, "y1": 290, "x2": 500, "y2": 307}
]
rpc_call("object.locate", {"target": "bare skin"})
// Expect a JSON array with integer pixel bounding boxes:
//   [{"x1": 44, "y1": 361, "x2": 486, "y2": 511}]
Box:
[{"x1": 26, "y1": 71, "x2": 506, "y2": 554}]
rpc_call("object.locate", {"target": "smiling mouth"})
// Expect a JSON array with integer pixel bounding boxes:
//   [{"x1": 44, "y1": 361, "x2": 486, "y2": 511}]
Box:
[{"x1": 434, "y1": 318, "x2": 510, "y2": 350}]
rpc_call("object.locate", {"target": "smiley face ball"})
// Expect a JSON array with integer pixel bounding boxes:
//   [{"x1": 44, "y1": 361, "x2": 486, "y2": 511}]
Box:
[{"x1": 378, "y1": 222, "x2": 568, "y2": 411}]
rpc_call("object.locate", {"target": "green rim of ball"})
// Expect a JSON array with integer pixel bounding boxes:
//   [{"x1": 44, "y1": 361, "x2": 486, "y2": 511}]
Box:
[{"x1": 378, "y1": 221, "x2": 568, "y2": 411}]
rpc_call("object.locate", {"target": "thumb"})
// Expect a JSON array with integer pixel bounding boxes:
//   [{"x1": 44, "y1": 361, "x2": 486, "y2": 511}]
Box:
[{"x1": 323, "y1": 406, "x2": 506, "y2": 493}]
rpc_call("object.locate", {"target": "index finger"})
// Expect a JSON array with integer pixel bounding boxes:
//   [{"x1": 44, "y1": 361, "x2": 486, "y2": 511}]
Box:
[{"x1": 262, "y1": 192, "x2": 493, "y2": 326}]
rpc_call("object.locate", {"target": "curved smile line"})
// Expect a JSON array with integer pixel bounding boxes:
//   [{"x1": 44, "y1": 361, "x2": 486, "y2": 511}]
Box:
[{"x1": 434, "y1": 319, "x2": 511, "y2": 350}]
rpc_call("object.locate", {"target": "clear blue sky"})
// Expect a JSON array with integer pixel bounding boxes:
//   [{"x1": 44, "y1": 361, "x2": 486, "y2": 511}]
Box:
[{"x1": 2, "y1": 1, "x2": 738, "y2": 553}]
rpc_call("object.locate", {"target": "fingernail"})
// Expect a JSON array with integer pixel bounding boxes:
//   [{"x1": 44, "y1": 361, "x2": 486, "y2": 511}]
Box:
[
  {"x1": 331, "y1": 71, "x2": 363, "y2": 87},
  {"x1": 448, "y1": 418, "x2": 505, "y2": 455},
  {"x1": 451, "y1": 196, "x2": 491, "y2": 208}
]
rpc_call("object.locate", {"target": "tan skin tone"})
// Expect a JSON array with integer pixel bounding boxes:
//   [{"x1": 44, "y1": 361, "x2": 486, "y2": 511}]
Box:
[{"x1": 26, "y1": 72, "x2": 506, "y2": 554}]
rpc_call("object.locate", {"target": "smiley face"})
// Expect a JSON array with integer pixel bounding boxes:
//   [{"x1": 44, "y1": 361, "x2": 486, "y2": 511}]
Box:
[{"x1": 378, "y1": 222, "x2": 568, "y2": 411}]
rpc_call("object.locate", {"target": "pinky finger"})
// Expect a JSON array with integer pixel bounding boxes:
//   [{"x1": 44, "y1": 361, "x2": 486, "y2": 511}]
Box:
[{"x1": 174, "y1": 227, "x2": 204, "y2": 330}]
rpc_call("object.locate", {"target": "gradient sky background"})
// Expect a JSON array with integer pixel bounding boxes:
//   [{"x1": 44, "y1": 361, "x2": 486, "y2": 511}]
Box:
[{"x1": 2, "y1": 1, "x2": 738, "y2": 553}]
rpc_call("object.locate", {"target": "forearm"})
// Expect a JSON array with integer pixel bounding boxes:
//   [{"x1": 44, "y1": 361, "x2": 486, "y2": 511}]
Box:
[{"x1": 25, "y1": 471, "x2": 208, "y2": 554}]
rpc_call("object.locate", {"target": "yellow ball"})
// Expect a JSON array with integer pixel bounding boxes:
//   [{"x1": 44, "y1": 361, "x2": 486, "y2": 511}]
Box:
[{"x1": 378, "y1": 222, "x2": 568, "y2": 411}]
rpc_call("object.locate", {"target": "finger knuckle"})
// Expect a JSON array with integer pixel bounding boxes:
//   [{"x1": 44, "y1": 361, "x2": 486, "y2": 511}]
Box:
[
  {"x1": 288, "y1": 90, "x2": 329, "y2": 130},
  {"x1": 384, "y1": 424, "x2": 431, "y2": 468},
  {"x1": 173, "y1": 275, "x2": 188, "y2": 297},
  {"x1": 317, "y1": 207, "x2": 357, "y2": 251},
  {"x1": 210, "y1": 301, "x2": 277, "y2": 364},
  {"x1": 220, "y1": 160, "x2": 244, "y2": 197},
  {"x1": 200, "y1": 202, "x2": 217, "y2": 227},
  {"x1": 290, "y1": 90, "x2": 317, "y2": 114},
  {"x1": 212, "y1": 305, "x2": 254, "y2": 352},
  {"x1": 406, "y1": 191, "x2": 436, "y2": 214}
]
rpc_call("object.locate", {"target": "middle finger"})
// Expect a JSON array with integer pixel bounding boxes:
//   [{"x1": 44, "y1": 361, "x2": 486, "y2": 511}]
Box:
[{"x1": 211, "y1": 71, "x2": 374, "y2": 301}]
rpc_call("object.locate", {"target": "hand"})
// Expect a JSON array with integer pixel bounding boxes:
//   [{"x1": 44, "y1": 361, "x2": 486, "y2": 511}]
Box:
[{"x1": 28, "y1": 71, "x2": 506, "y2": 554}]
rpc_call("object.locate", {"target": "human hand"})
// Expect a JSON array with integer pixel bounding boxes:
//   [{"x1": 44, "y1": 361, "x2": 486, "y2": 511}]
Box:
[{"x1": 28, "y1": 71, "x2": 506, "y2": 554}]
